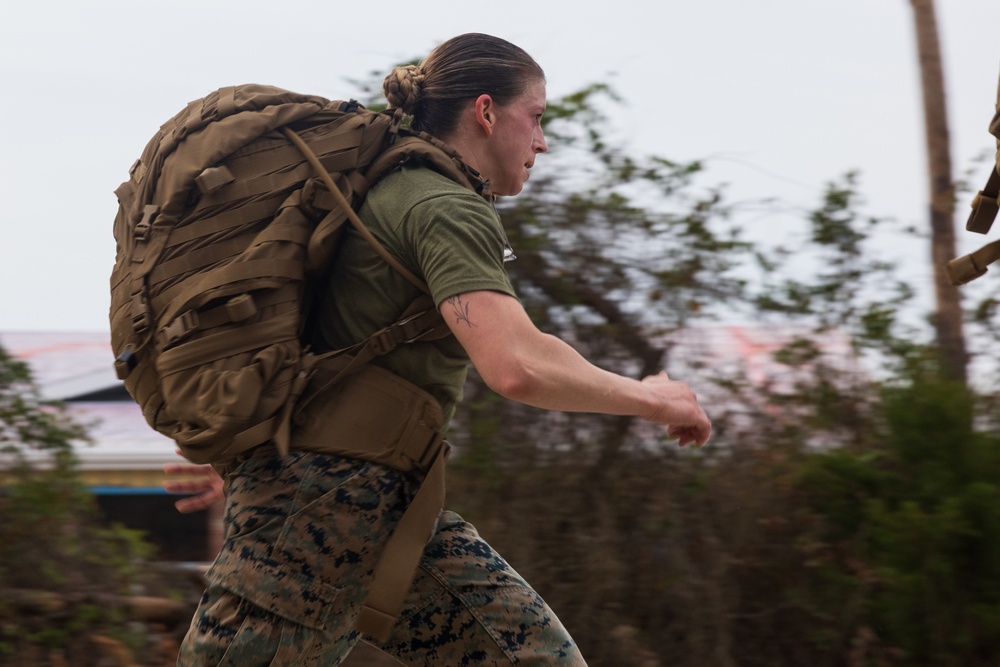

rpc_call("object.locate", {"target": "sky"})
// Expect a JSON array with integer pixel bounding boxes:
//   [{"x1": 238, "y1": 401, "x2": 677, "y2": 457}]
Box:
[{"x1": 1, "y1": 0, "x2": 998, "y2": 333}]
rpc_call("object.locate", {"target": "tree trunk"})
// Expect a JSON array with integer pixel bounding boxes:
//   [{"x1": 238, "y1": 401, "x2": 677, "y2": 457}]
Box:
[{"x1": 910, "y1": 0, "x2": 968, "y2": 383}]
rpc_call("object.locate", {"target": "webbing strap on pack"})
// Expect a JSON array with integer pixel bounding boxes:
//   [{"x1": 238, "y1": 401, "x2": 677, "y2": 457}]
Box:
[
  {"x1": 356, "y1": 439, "x2": 448, "y2": 642},
  {"x1": 289, "y1": 352, "x2": 449, "y2": 641},
  {"x1": 290, "y1": 303, "x2": 448, "y2": 445},
  {"x1": 967, "y1": 168, "x2": 1000, "y2": 235},
  {"x1": 947, "y1": 237, "x2": 1000, "y2": 285},
  {"x1": 327, "y1": 306, "x2": 449, "y2": 385}
]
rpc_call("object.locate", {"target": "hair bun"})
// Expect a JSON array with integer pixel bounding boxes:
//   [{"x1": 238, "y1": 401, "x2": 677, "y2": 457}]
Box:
[{"x1": 383, "y1": 64, "x2": 425, "y2": 113}]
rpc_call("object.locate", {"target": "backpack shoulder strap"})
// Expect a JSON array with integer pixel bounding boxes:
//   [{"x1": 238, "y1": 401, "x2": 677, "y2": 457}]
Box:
[
  {"x1": 281, "y1": 127, "x2": 431, "y2": 295},
  {"x1": 283, "y1": 126, "x2": 487, "y2": 351},
  {"x1": 364, "y1": 132, "x2": 492, "y2": 199}
]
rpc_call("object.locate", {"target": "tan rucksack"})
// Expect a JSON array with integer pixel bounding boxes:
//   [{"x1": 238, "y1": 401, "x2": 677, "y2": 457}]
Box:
[
  {"x1": 110, "y1": 84, "x2": 485, "y2": 639},
  {"x1": 948, "y1": 73, "x2": 1000, "y2": 285}
]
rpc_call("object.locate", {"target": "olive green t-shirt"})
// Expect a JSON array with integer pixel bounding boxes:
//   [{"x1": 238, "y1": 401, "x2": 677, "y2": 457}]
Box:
[{"x1": 313, "y1": 165, "x2": 517, "y2": 423}]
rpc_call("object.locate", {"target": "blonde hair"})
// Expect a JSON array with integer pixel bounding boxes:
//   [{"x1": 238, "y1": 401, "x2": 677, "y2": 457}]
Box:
[{"x1": 383, "y1": 33, "x2": 544, "y2": 137}]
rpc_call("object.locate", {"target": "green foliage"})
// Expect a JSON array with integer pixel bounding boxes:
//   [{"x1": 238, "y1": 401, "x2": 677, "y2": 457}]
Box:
[
  {"x1": 0, "y1": 347, "x2": 89, "y2": 456},
  {"x1": 795, "y1": 372, "x2": 1000, "y2": 665},
  {"x1": 752, "y1": 172, "x2": 920, "y2": 370}
]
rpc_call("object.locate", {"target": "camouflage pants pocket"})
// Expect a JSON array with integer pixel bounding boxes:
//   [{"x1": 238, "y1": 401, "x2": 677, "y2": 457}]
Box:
[
  {"x1": 269, "y1": 453, "x2": 412, "y2": 623},
  {"x1": 203, "y1": 449, "x2": 412, "y2": 630},
  {"x1": 182, "y1": 450, "x2": 417, "y2": 666},
  {"x1": 177, "y1": 583, "x2": 327, "y2": 667}
]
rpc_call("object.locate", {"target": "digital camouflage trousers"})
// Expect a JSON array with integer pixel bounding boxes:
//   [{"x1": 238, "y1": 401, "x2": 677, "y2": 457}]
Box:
[{"x1": 176, "y1": 447, "x2": 586, "y2": 666}]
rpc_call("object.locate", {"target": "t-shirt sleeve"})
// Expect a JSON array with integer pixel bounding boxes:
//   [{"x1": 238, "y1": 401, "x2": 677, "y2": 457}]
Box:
[{"x1": 402, "y1": 190, "x2": 517, "y2": 307}]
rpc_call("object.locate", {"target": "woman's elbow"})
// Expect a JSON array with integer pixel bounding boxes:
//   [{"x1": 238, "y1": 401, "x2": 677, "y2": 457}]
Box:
[{"x1": 477, "y1": 357, "x2": 541, "y2": 402}]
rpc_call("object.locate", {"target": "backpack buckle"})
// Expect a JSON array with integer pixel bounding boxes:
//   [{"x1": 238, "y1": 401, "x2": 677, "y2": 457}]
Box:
[
  {"x1": 130, "y1": 289, "x2": 151, "y2": 333},
  {"x1": 370, "y1": 324, "x2": 405, "y2": 356},
  {"x1": 301, "y1": 178, "x2": 337, "y2": 212},
  {"x1": 159, "y1": 310, "x2": 199, "y2": 347},
  {"x1": 369, "y1": 311, "x2": 436, "y2": 356},
  {"x1": 338, "y1": 99, "x2": 361, "y2": 113},
  {"x1": 114, "y1": 345, "x2": 138, "y2": 380},
  {"x1": 134, "y1": 204, "x2": 159, "y2": 242}
]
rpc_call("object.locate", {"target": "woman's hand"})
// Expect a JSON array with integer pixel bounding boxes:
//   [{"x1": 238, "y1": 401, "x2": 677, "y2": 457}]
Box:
[{"x1": 640, "y1": 371, "x2": 712, "y2": 447}]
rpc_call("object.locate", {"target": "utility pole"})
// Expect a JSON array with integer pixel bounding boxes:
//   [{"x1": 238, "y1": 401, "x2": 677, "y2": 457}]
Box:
[{"x1": 910, "y1": 0, "x2": 968, "y2": 384}]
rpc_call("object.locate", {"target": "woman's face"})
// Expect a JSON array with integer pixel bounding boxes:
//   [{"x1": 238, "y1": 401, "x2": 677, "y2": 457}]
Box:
[{"x1": 481, "y1": 79, "x2": 548, "y2": 196}]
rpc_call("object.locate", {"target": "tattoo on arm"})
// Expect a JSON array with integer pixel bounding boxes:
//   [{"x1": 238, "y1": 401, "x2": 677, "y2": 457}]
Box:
[{"x1": 445, "y1": 295, "x2": 477, "y2": 328}]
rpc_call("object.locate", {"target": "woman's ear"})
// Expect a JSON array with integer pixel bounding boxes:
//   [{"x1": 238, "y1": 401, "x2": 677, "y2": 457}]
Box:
[{"x1": 474, "y1": 94, "x2": 494, "y2": 137}]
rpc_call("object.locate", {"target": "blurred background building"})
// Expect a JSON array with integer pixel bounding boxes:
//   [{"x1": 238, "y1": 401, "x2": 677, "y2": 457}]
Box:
[{"x1": 0, "y1": 331, "x2": 222, "y2": 563}]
